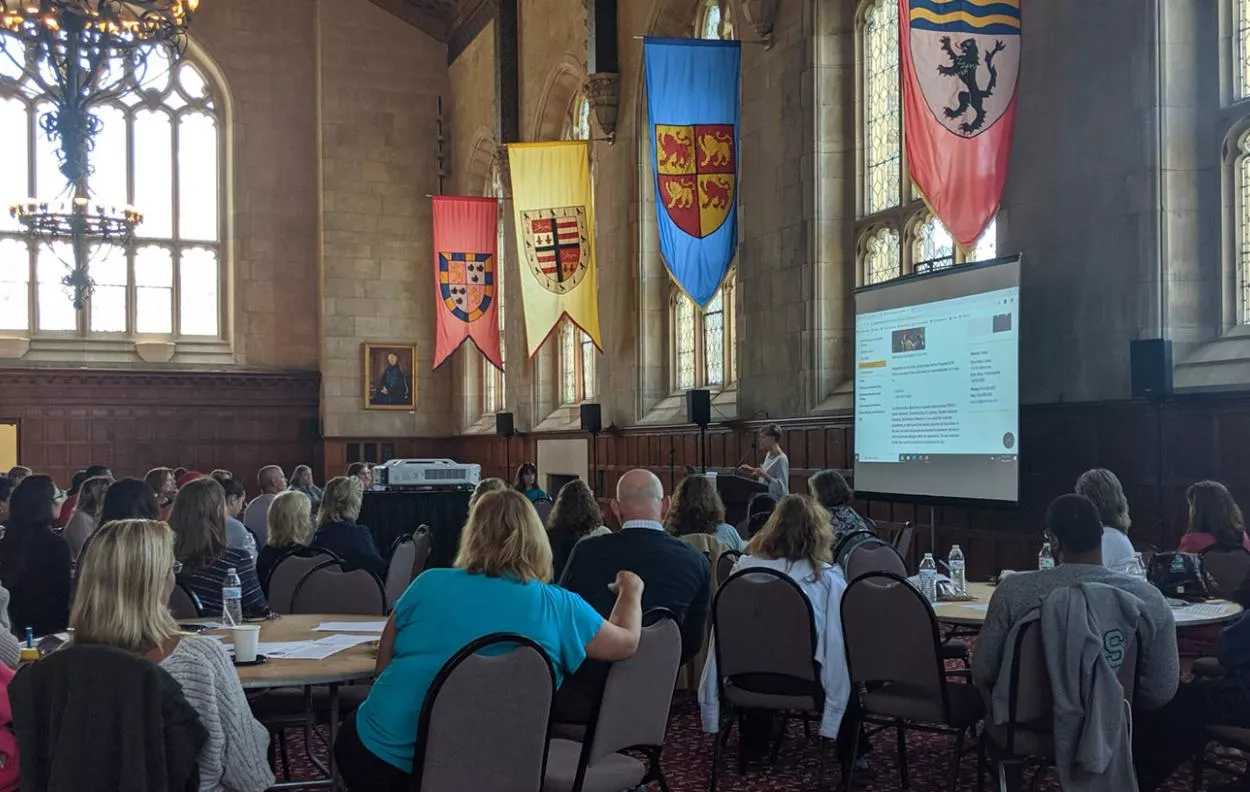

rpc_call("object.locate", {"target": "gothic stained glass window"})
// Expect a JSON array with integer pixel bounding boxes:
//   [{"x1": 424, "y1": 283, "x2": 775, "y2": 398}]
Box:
[
  {"x1": 912, "y1": 213, "x2": 955, "y2": 274},
  {"x1": 560, "y1": 320, "x2": 578, "y2": 405},
  {"x1": 864, "y1": 0, "x2": 901, "y2": 215},
  {"x1": 0, "y1": 58, "x2": 222, "y2": 338},
  {"x1": 581, "y1": 333, "x2": 596, "y2": 401},
  {"x1": 1242, "y1": 136, "x2": 1250, "y2": 324},
  {"x1": 704, "y1": 287, "x2": 725, "y2": 386},
  {"x1": 864, "y1": 227, "x2": 901, "y2": 285},
  {"x1": 1240, "y1": 0, "x2": 1250, "y2": 99},
  {"x1": 675, "y1": 293, "x2": 696, "y2": 390}
]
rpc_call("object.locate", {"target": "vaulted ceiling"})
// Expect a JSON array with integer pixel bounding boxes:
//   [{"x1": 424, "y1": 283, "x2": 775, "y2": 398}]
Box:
[{"x1": 367, "y1": 0, "x2": 488, "y2": 42}]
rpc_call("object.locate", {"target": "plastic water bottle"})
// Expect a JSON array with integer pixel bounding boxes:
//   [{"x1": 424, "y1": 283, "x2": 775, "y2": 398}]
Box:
[
  {"x1": 919, "y1": 553, "x2": 938, "y2": 603},
  {"x1": 1038, "y1": 541, "x2": 1055, "y2": 570},
  {"x1": 1127, "y1": 552, "x2": 1148, "y2": 580},
  {"x1": 222, "y1": 568, "x2": 243, "y2": 627},
  {"x1": 948, "y1": 544, "x2": 967, "y2": 596}
]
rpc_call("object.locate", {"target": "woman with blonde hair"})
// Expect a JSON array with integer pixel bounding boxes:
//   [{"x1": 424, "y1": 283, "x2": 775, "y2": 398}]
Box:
[
  {"x1": 64, "y1": 474, "x2": 113, "y2": 561},
  {"x1": 170, "y1": 477, "x2": 269, "y2": 618},
  {"x1": 336, "y1": 490, "x2": 644, "y2": 790},
  {"x1": 71, "y1": 519, "x2": 273, "y2": 792},
  {"x1": 1074, "y1": 468, "x2": 1137, "y2": 572},
  {"x1": 256, "y1": 490, "x2": 313, "y2": 595},
  {"x1": 468, "y1": 477, "x2": 508, "y2": 511},
  {"x1": 311, "y1": 476, "x2": 385, "y2": 579},
  {"x1": 698, "y1": 495, "x2": 851, "y2": 754},
  {"x1": 288, "y1": 465, "x2": 324, "y2": 510}
]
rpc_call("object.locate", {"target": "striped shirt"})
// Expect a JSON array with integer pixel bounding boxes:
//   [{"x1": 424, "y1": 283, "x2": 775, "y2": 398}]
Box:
[{"x1": 178, "y1": 547, "x2": 267, "y2": 616}]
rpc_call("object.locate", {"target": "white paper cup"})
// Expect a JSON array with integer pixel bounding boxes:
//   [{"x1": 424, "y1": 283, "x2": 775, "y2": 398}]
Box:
[{"x1": 232, "y1": 625, "x2": 261, "y2": 663}]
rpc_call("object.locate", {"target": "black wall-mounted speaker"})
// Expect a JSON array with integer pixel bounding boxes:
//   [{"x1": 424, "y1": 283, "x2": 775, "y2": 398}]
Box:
[
  {"x1": 1130, "y1": 339, "x2": 1173, "y2": 400},
  {"x1": 495, "y1": 412, "x2": 515, "y2": 437},
  {"x1": 580, "y1": 403, "x2": 602, "y2": 434},
  {"x1": 686, "y1": 389, "x2": 711, "y2": 427}
]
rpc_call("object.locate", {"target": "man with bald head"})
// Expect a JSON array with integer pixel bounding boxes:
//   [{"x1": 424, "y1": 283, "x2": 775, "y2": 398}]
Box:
[
  {"x1": 242, "y1": 464, "x2": 287, "y2": 549},
  {"x1": 555, "y1": 469, "x2": 710, "y2": 719}
]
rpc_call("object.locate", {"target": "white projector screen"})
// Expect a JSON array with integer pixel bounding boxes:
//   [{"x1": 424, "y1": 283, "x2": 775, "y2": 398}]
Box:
[{"x1": 853, "y1": 257, "x2": 1020, "y2": 503}]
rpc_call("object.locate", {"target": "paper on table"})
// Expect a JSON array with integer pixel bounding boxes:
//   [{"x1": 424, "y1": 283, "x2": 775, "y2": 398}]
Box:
[
  {"x1": 1173, "y1": 604, "x2": 1235, "y2": 621},
  {"x1": 315, "y1": 621, "x2": 387, "y2": 633},
  {"x1": 278, "y1": 634, "x2": 375, "y2": 660}
]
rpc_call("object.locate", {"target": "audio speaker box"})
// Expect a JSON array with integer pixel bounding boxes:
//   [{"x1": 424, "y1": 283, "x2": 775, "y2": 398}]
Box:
[
  {"x1": 1130, "y1": 339, "x2": 1173, "y2": 400},
  {"x1": 686, "y1": 389, "x2": 711, "y2": 427},
  {"x1": 580, "y1": 403, "x2": 602, "y2": 434},
  {"x1": 495, "y1": 412, "x2": 515, "y2": 437}
]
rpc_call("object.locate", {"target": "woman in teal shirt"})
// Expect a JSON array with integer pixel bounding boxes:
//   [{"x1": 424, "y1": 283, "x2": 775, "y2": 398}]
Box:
[
  {"x1": 515, "y1": 462, "x2": 550, "y2": 502},
  {"x1": 335, "y1": 489, "x2": 644, "y2": 790}
]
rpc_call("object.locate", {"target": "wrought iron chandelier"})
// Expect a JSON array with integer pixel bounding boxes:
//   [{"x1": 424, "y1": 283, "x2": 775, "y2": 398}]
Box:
[{"x1": 0, "y1": 1, "x2": 199, "y2": 309}]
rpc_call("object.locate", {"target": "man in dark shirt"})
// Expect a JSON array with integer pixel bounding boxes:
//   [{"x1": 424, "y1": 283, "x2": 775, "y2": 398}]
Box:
[{"x1": 556, "y1": 468, "x2": 710, "y2": 722}]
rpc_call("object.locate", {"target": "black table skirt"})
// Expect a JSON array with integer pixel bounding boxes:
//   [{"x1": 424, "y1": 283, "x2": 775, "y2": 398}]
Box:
[{"x1": 359, "y1": 490, "x2": 472, "y2": 568}]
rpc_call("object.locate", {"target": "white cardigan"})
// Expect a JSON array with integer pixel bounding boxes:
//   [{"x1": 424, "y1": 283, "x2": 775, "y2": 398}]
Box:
[{"x1": 698, "y1": 555, "x2": 851, "y2": 739}]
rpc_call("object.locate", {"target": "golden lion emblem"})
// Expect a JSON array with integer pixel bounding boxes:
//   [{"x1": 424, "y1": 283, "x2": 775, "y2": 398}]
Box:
[
  {"x1": 664, "y1": 180, "x2": 694, "y2": 209},
  {"x1": 699, "y1": 132, "x2": 733, "y2": 168}
]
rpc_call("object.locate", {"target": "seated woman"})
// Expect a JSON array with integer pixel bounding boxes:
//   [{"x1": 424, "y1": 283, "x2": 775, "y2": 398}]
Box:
[
  {"x1": 170, "y1": 478, "x2": 269, "y2": 618},
  {"x1": 514, "y1": 463, "x2": 549, "y2": 503},
  {"x1": 666, "y1": 473, "x2": 744, "y2": 552},
  {"x1": 698, "y1": 495, "x2": 851, "y2": 752},
  {"x1": 217, "y1": 476, "x2": 257, "y2": 560},
  {"x1": 311, "y1": 476, "x2": 386, "y2": 580},
  {"x1": 1075, "y1": 468, "x2": 1137, "y2": 572},
  {"x1": 547, "y1": 479, "x2": 611, "y2": 581},
  {"x1": 1178, "y1": 480, "x2": 1250, "y2": 554},
  {"x1": 64, "y1": 474, "x2": 113, "y2": 561},
  {"x1": 71, "y1": 519, "x2": 273, "y2": 792},
  {"x1": 808, "y1": 469, "x2": 870, "y2": 538},
  {"x1": 98, "y1": 478, "x2": 160, "y2": 524},
  {"x1": 288, "y1": 465, "x2": 324, "y2": 511},
  {"x1": 257, "y1": 491, "x2": 314, "y2": 595},
  {"x1": 467, "y1": 477, "x2": 508, "y2": 512},
  {"x1": 0, "y1": 475, "x2": 72, "y2": 637},
  {"x1": 145, "y1": 467, "x2": 178, "y2": 522},
  {"x1": 335, "y1": 490, "x2": 643, "y2": 791},
  {"x1": 738, "y1": 493, "x2": 778, "y2": 541}
]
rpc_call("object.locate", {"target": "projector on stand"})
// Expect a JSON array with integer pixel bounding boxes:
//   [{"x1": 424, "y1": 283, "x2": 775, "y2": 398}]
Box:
[{"x1": 374, "y1": 459, "x2": 480, "y2": 491}]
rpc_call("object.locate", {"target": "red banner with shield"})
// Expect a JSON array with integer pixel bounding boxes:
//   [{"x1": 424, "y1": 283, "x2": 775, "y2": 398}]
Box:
[
  {"x1": 901, "y1": 0, "x2": 1021, "y2": 249},
  {"x1": 432, "y1": 196, "x2": 502, "y2": 371}
]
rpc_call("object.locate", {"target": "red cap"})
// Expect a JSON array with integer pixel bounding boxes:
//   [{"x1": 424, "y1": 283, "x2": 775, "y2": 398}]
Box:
[{"x1": 175, "y1": 471, "x2": 204, "y2": 488}]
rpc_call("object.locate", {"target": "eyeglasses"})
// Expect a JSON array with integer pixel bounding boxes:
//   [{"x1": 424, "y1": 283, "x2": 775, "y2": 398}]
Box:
[{"x1": 171, "y1": 561, "x2": 183, "y2": 575}]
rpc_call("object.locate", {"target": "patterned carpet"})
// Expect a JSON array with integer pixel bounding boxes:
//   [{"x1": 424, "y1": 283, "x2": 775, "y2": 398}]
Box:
[{"x1": 276, "y1": 694, "x2": 1228, "y2": 791}]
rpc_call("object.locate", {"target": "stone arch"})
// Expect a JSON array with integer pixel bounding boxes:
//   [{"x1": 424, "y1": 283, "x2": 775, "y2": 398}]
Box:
[
  {"x1": 527, "y1": 53, "x2": 586, "y2": 142},
  {"x1": 465, "y1": 126, "x2": 498, "y2": 196}
]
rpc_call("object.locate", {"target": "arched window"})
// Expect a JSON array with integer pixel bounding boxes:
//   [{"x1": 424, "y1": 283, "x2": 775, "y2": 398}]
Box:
[
  {"x1": 668, "y1": 0, "x2": 738, "y2": 394},
  {"x1": 556, "y1": 90, "x2": 596, "y2": 404},
  {"x1": 854, "y1": 0, "x2": 995, "y2": 285},
  {"x1": 0, "y1": 50, "x2": 224, "y2": 338},
  {"x1": 483, "y1": 162, "x2": 507, "y2": 415},
  {"x1": 1239, "y1": 0, "x2": 1250, "y2": 100}
]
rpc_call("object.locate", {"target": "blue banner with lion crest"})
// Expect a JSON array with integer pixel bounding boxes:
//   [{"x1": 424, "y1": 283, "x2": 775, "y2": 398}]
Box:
[{"x1": 644, "y1": 37, "x2": 740, "y2": 308}]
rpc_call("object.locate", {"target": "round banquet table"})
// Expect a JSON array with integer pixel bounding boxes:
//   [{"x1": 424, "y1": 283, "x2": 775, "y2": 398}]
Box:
[
  {"x1": 183, "y1": 613, "x2": 381, "y2": 790},
  {"x1": 931, "y1": 581, "x2": 1245, "y2": 628}
]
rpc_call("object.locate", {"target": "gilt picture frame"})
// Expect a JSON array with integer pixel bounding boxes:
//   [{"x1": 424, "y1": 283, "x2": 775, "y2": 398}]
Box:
[{"x1": 363, "y1": 343, "x2": 417, "y2": 411}]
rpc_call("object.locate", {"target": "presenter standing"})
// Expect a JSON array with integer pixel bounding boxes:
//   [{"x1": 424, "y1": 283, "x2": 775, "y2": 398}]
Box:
[{"x1": 738, "y1": 424, "x2": 790, "y2": 499}]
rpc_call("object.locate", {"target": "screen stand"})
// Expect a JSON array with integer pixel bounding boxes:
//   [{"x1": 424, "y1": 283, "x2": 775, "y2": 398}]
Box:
[{"x1": 928, "y1": 505, "x2": 937, "y2": 563}]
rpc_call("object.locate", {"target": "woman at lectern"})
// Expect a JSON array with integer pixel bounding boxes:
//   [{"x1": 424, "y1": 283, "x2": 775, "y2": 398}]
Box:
[
  {"x1": 737, "y1": 424, "x2": 790, "y2": 499},
  {"x1": 514, "y1": 463, "x2": 549, "y2": 503}
]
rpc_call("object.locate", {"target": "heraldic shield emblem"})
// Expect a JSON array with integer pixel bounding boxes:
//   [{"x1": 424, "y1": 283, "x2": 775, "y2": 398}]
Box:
[
  {"x1": 655, "y1": 123, "x2": 736, "y2": 239},
  {"x1": 439, "y1": 252, "x2": 495, "y2": 322},
  {"x1": 521, "y1": 206, "x2": 590, "y2": 295},
  {"x1": 909, "y1": 0, "x2": 1021, "y2": 138}
]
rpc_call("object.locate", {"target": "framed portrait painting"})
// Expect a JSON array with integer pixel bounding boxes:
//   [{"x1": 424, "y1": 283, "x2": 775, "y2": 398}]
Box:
[{"x1": 363, "y1": 343, "x2": 417, "y2": 411}]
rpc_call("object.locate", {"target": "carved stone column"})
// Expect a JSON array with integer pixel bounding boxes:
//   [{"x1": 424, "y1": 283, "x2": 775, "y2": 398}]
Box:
[
  {"x1": 738, "y1": 0, "x2": 778, "y2": 49},
  {"x1": 584, "y1": 72, "x2": 620, "y2": 143},
  {"x1": 495, "y1": 144, "x2": 512, "y2": 198}
]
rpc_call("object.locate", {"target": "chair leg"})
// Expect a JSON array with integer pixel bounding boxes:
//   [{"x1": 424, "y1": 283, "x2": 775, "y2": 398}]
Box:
[
  {"x1": 736, "y1": 712, "x2": 747, "y2": 776},
  {"x1": 819, "y1": 737, "x2": 827, "y2": 791},
  {"x1": 946, "y1": 728, "x2": 966, "y2": 792},
  {"x1": 710, "y1": 710, "x2": 730, "y2": 792},
  {"x1": 976, "y1": 733, "x2": 987, "y2": 792},
  {"x1": 897, "y1": 723, "x2": 910, "y2": 790},
  {"x1": 1191, "y1": 746, "x2": 1204, "y2": 792},
  {"x1": 278, "y1": 730, "x2": 292, "y2": 781},
  {"x1": 843, "y1": 717, "x2": 863, "y2": 792},
  {"x1": 768, "y1": 715, "x2": 787, "y2": 767}
]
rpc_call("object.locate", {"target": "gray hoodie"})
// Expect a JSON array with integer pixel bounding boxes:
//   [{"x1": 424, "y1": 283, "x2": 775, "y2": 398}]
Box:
[{"x1": 1041, "y1": 582, "x2": 1145, "y2": 792}]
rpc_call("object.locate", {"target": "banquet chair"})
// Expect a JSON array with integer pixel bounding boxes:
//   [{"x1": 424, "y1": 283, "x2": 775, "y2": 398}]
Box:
[
  {"x1": 543, "y1": 616, "x2": 682, "y2": 792},
  {"x1": 708, "y1": 567, "x2": 829, "y2": 792},
  {"x1": 892, "y1": 522, "x2": 916, "y2": 568},
  {"x1": 843, "y1": 539, "x2": 907, "y2": 583},
  {"x1": 1199, "y1": 546, "x2": 1250, "y2": 599},
  {"x1": 385, "y1": 526, "x2": 431, "y2": 609},
  {"x1": 290, "y1": 561, "x2": 387, "y2": 616},
  {"x1": 841, "y1": 571, "x2": 985, "y2": 792},
  {"x1": 534, "y1": 498, "x2": 555, "y2": 525},
  {"x1": 716, "y1": 550, "x2": 742, "y2": 589},
  {"x1": 266, "y1": 550, "x2": 343, "y2": 614},
  {"x1": 412, "y1": 633, "x2": 556, "y2": 792},
  {"x1": 167, "y1": 581, "x2": 204, "y2": 620}
]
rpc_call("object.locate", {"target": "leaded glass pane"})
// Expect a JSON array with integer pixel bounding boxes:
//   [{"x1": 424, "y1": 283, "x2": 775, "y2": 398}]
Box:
[
  {"x1": 178, "y1": 111, "x2": 218, "y2": 241},
  {"x1": 89, "y1": 244, "x2": 127, "y2": 332},
  {"x1": 135, "y1": 246, "x2": 173, "y2": 334},
  {"x1": 913, "y1": 213, "x2": 954, "y2": 273},
  {"x1": 179, "y1": 247, "x2": 218, "y2": 336},
  {"x1": 1242, "y1": 148, "x2": 1250, "y2": 324},
  {"x1": 0, "y1": 239, "x2": 29, "y2": 331},
  {"x1": 568, "y1": 95, "x2": 591, "y2": 142},
  {"x1": 561, "y1": 321, "x2": 577, "y2": 404},
  {"x1": 969, "y1": 218, "x2": 998, "y2": 263},
  {"x1": 134, "y1": 108, "x2": 173, "y2": 239},
  {"x1": 864, "y1": 227, "x2": 901, "y2": 285},
  {"x1": 705, "y1": 288, "x2": 724, "y2": 386},
  {"x1": 676, "y1": 293, "x2": 696, "y2": 390},
  {"x1": 701, "y1": 2, "x2": 722, "y2": 39},
  {"x1": 1240, "y1": 0, "x2": 1250, "y2": 99},
  {"x1": 89, "y1": 105, "x2": 127, "y2": 209},
  {"x1": 864, "y1": 0, "x2": 900, "y2": 214},
  {"x1": 36, "y1": 243, "x2": 76, "y2": 331},
  {"x1": 0, "y1": 98, "x2": 28, "y2": 233},
  {"x1": 581, "y1": 333, "x2": 595, "y2": 401}
]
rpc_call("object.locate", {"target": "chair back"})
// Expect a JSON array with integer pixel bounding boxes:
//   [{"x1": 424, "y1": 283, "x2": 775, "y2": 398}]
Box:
[
  {"x1": 716, "y1": 550, "x2": 742, "y2": 588},
  {"x1": 533, "y1": 498, "x2": 554, "y2": 525},
  {"x1": 833, "y1": 528, "x2": 879, "y2": 568},
  {"x1": 844, "y1": 539, "x2": 907, "y2": 582},
  {"x1": 713, "y1": 567, "x2": 821, "y2": 692},
  {"x1": 290, "y1": 561, "x2": 387, "y2": 616},
  {"x1": 413, "y1": 633, "x2": 555, "y2": 792},
  {"x1": 385, "y1": 536, "x2": 418, "y2": 609},
  {"x1": 892, "y1": 522, "x2": 915, "y2": 564},
  {"x1": 266, "y1": 550, "x2": 341, "y2": 614},
  {"x1": 573, "y1": 617, "x2": 681, "y2": 782},
  {"x1": 842, "y1": 571, "x2": 948, "y2": 723},
  {"x1": 1200, "y1": 546, "x2": 1250, "y2": 598},
  {"x1": 167, "y1": 581, "x2": 203, "y2": 620},
  {"x1": 410, "y1": 526, "x2": 432, "y2": 579}
]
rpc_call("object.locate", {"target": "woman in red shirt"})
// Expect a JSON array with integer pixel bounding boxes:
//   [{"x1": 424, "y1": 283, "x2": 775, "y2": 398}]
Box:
[{"x1": 1178, "y1": 480, "x2": 1250, "y2": 553}]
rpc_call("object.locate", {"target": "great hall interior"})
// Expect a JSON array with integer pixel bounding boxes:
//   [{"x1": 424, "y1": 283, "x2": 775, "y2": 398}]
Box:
[{"x1": 2, "y1": 0, "x2": 1250, "y2": 790}]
